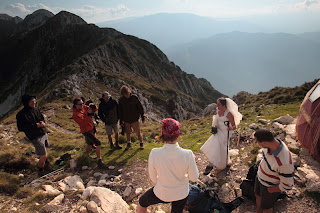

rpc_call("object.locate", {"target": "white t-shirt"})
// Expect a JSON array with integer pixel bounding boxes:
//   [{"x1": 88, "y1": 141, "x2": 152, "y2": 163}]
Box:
[{"x1": 148, "y1": 143, "x2": 199, "y2": 202}]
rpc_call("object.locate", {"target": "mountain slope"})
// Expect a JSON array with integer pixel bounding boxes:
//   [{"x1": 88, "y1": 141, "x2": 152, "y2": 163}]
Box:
[
  {"x1": 166, "y1": 31, "x2": 320, "y2": 95},
  {"x1": 0, "y1": 10, "x2": 223, "y2": 120}
]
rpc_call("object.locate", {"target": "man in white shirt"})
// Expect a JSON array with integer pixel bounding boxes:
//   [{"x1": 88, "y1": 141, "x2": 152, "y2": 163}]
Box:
[{"x1": 137, "y1": 118, "x2": 199, "y2": 213}]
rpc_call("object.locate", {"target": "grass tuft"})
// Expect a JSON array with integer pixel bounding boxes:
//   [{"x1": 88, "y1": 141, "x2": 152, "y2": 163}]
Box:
[{"x1": 0, "y1": 172, "x2": 20, "y2": 195}]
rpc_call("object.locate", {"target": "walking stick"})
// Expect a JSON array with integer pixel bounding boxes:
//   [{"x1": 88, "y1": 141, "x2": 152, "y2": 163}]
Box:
[{"x1": 224, "y1": 121, "x2": 230, "y2": 176}]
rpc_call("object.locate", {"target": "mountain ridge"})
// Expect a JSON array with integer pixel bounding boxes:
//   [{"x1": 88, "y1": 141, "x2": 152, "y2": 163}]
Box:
[{"x1": 0, "y1": 10, "x2": 223, "y2": 121}]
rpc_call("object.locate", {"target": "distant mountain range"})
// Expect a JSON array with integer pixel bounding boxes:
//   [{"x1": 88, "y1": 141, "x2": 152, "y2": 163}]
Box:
[
  {"x1": 0, "y1": 10, "x2": 223, "y2": 120},
  {"x1": 98, "y1": 13, "x2": 265, "y2": 50},
  {"x1": 166, "y1": 31, "x2": 320, "y2": 95},
  {"x1": 98, "y1": 13, "x2": 320, "y2": 96}
]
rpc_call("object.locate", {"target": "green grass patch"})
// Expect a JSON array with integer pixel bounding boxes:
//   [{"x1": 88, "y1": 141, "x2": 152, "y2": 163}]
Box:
[{"x1": 0, "y1": 172, "x2": 20, "y2": 195}]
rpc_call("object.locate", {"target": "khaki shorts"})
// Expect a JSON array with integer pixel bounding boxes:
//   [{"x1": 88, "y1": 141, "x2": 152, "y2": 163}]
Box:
[
  {"x1": 125, "y1": 121, "x2": 141, "y2": 134},
  {"x1": 105, "y1": 124, "x2": 119, "y2": 135}
]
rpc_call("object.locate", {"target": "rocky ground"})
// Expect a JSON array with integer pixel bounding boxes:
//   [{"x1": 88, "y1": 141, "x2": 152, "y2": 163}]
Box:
[{"x1": 1, "y1": 115, "x2": 320, "y2": 213}]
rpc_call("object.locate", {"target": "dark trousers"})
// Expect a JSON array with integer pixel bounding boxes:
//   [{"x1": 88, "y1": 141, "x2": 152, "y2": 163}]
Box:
[{"x1": 139, "y1": 187, "x2": 188, "y2": 213}]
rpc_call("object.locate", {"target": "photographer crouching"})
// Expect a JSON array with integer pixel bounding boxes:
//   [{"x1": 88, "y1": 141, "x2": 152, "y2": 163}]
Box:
[{"x1": 72, "y1": 98, "x2": 104, "y2": 167}]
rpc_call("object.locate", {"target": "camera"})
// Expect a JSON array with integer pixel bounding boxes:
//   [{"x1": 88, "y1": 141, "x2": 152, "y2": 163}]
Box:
[{"x1": 89, "y1": 104, "x2": 97, "y2": 109}]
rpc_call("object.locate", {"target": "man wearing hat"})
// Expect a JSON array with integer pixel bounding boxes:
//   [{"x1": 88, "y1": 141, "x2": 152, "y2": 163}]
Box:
[
  {"x1": 16, "y1": 94, "x2": 49, "y2": 174},
  {"x1": 98, "y1": 91, "x2": 122, "y2": 150}
]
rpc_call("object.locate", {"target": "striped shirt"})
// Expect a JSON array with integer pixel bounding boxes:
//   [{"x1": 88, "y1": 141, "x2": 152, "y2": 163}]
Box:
[{"x1": 257, "y1": 139, "x2": 294, "y2": 192}]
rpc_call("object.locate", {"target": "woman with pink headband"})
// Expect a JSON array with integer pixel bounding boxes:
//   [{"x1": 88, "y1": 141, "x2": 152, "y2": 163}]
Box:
[{"x1": 137, "y1": 118, "x2": 199, "y2": 213}]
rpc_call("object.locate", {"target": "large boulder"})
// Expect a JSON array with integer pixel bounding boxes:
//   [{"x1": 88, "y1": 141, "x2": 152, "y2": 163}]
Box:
[
  {"x1": 202, "y1": 103, "x2": 217, "y2": 117},
  {"x1": 297, "y1": 164, "x2": 320, "y2": 192},
  {"x1": 274, "y1": 115, "x2": 294, "y2": 125},
  {"x1": 82, "y1": 187, "x2": 130, "y2": 213}
]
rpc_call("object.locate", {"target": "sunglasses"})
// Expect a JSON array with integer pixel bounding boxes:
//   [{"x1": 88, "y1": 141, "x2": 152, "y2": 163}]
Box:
[{"x1": 76, "y1": 103, "x2": 83, "y2": 105}]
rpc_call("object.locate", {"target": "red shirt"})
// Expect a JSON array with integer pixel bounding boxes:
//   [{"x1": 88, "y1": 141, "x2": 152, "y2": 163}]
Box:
[{"x1": 72, "y1": 105, "x2": 97, "y2": 134}]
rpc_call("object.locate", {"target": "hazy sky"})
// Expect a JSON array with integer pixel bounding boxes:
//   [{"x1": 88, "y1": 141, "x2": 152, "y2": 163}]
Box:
[{"x1": 1, "y1": 0, "x2": 320, "y2": 24}]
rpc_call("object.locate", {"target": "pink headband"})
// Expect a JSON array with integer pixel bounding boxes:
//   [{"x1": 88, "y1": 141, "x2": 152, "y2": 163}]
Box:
[{"x1": 162, "y1": 118, "x2": 180, "y2": 137}]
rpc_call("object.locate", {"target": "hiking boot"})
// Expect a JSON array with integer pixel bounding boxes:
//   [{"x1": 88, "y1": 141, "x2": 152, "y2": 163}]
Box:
[
  {"x1": 44, "y1": 163, "x2": 54, "y2": 172},
  {"x1": 125, "y1": 142, "x2": 132, "y2": 151},
  {"x1": 139, "y1": 142, "x2": 145, "y2": 150},
  {"x1": 38, "y1": 167, "x2": 46, "y2": 177},
  {"x1": 97, "y1": 159, "x2": 105, "y2": 168},
  {"x1": 115, "y1": 141, "x2": 122, "y2": 149},
  {"x1": 203, "y1": 165, "x2": 213, "y2": 175}
]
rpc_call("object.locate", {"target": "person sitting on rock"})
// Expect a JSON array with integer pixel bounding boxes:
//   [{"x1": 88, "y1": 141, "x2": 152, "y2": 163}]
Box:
[
  {"x1": 254, "y1": 129, "x2": 294, "y2": 213},
  {"x1": 98, "y1": 91, "x2": 122, "y2": 151},
  {"x1": 72, "y1": 98, "x2": 104, "y2": 167},
  {"x1": 137, "y1": 118, "x2": 199, "y2": 213},
  {"x1": 16, "y1": 94, "x2": 50, "y2": 175},
  {"x1": 118, "y1": 85, "x2": 145, "y2": 150}
]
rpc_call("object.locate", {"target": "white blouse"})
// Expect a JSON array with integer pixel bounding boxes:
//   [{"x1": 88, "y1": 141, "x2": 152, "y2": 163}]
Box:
[{"x1": 148, "y1": 143, "x2": 199, "y2": 202}]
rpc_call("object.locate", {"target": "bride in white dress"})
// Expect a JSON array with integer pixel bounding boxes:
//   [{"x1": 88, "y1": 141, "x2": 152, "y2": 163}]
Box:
[{"x1": 200, "y1": 97, "x2": 242, "y2": 174}]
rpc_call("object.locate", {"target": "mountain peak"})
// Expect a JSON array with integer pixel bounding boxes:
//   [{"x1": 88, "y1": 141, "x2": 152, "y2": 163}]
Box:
[
  {"x1": 51, "y1": 11, "x2": 87, "y2": 25},
  {"x1": 22, "y1": 9, "x2": 54, "y2": 31}
]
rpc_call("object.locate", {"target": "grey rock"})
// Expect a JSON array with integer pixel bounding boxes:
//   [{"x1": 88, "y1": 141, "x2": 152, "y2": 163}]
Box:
[
  {"x1": 83, "y1": 187, "x2": 130, "y2": 213},
  {"x1": 258, "y1": 119, "x2": 269, "y2": 124},
  {"x1": 87, "y1": 201, "x2": 101, "y2": 213},
  {"x1": 274, "y1": 115, "x2": 294, "y2": 125},
  {"x1": 249, "y1": 123, "x2": 259, "y2": 130},
  {"x1": 42, "y1": 185, "x2": 61, "y2": 195}
]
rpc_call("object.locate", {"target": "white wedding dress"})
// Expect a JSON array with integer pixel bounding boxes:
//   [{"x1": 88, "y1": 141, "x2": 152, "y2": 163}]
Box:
[{"x1": 200, "y1": 109, "x2": 233, "y2": 170}]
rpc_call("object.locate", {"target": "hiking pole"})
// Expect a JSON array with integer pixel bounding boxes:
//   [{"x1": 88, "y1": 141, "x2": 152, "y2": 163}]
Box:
[{"x1": 224, "y1": 121, "x2": 230, "y2": 176}]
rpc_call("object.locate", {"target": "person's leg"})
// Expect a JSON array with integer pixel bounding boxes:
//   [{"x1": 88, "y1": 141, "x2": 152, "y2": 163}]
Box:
[
  {"x1": 106, "y1": 125, "x2": 115, "y2": 150},
  {"x1": 255, "y1": 194, "x2": 262, "y2": 213},
  {"x1": 107, "y1": 135, "x2": 114, "y2": 150},
  {"x1": 132, "y1": 121, "x2": 144, "y2": 149},
  {"x1": 137, "y1": 205, "x2": 147, "y2": 213},
  {"x1": 38, "y1": 153, "x2": 47, "y2": 168},
  {"x1": 171, "y1": 196, "x2": 188, "y2": 213},
  {"x1": 96, "y1": 145, "x2": 101, "y2": 159},
  {"x1": 124, "y1": 122, "x2": 132, "y2": 150},
  {"x1": 138, "y1": 187, "x2": 166, "y2": 213},
  {"x1": 86, "y1": 144, "x2": 92, "y2": 155},
  {"x1": 114, "y1": 132, "x2": 122, "y2": 149},
  {"x1": 32, "y1": 135, "x2": 48, "y2": 170},
  {"x1": 254, "y1": 177, "x2": 263, "y2": 213}
]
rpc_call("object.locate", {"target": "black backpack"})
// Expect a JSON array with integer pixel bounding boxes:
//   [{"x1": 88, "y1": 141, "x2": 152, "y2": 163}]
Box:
[
  {"x1": 186, "y1": 184, "x2": 243, "y2": 213},
  {"x1": 240, "y1": 163, "x2": 259, "y2": 200}
]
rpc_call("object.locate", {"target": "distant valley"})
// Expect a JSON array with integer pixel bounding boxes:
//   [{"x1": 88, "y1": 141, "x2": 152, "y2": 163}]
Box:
[{"x1": 100, "y1": 13, "x2": 320, "y2": 96}]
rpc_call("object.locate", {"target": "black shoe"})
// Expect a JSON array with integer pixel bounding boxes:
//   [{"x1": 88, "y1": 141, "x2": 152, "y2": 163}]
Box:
[
  {"x1": 38, "y1": 167, "x2": 46, "y2": 177},
  {"x1": 125, "y1": 143, "x2": 132, "y2": 151},
  {"x1": 203, "y1": 165, "x2": 213, "y2": 175},
  {"x1": 139, "y1": 143, "x2": 145, "y2": 150},
  {"x1": 115, "y1": 142, "x2": 122, "y2": 149}
]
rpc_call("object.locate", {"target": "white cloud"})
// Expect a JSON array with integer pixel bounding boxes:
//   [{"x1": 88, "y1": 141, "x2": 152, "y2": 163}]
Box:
[
  {"x1": 293, "y1": 0, "x2": 320, "y2": 9},
  {"x1": 7, "y1": 3, "x2": 31, "y2": 15},
  {"x1": 70, "y1": 4, "x2": 130, "y2": 23},
  {"x1": 0, "y1": 3, "x2": 129, "y2": 23}
]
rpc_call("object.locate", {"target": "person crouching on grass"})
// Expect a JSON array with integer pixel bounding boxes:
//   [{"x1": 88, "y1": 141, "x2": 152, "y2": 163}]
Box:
[
  {"x1": 72, "y1": 98, "x2": 104, "y2": 167},
  {"x1": 137, "y1": 118, "x2": 199, "y2": 213}
]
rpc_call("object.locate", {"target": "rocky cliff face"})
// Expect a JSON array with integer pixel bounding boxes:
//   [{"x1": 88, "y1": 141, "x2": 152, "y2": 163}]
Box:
[{"x1": 0, "y1": 10, "x2": 223, "y2": 120}]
